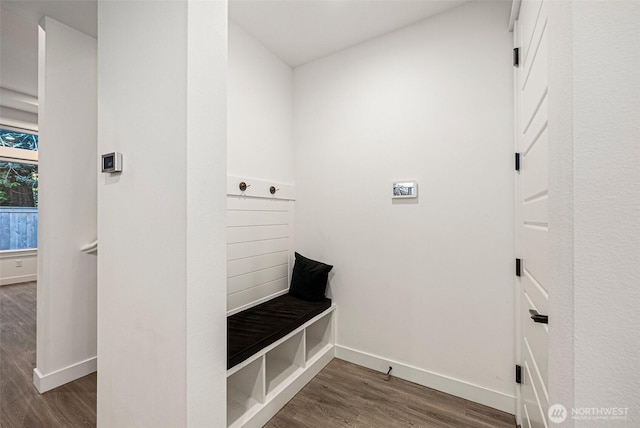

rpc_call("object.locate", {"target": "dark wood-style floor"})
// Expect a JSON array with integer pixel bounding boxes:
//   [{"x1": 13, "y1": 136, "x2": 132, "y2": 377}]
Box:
[
  {"x1": 1, "y1": 282, "x2": 515, "y2": 427},
  {"x1": 0, "y1": 282, "x2": 96, "y2": 428},
  {"x1": 266, "y1": 359, "x2": 516, "y2": 428}
]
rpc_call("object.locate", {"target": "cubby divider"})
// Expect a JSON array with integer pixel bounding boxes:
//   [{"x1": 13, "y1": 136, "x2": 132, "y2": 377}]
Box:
[
  {"x1": 227, "y1": 357, "x2": 264, "y2": 427},
  {"x1": 266, "y1": 331, "x2": 304, "y2": 397},
  {"x1": 306, "y1": 310, "x2": 334, "y2": 363},
  {"x1": 227, "y1": 306, "x2": 335, "y2": 428}
]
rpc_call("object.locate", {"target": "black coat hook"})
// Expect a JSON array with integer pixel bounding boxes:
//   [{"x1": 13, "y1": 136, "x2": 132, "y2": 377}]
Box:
[{"x1": 269, "y1": 186, "x2": 279, "y2": 195}]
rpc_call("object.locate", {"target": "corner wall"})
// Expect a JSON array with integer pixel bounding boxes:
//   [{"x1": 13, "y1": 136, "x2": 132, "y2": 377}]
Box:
[
  {"x1": 97, "y1": 0, "x2": 227, "y2": 425},
  {"x1": 294, "y1": 1, "x2": 515, "y2": 412},
  {"x1": 228, "y1": 21, "x2": 294, "y2": 184},
  {"x1": 548, "y1": 2, "x2": 640, "y2": 426},
  {"x1": 35, "y1": 17, "x2": 97, "y2": 392}
]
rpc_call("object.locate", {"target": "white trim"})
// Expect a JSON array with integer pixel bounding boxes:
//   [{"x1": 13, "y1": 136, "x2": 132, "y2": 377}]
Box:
[
  {"x1": 509, "y1": 0, "x2": 522, "y2": 32},
  {"x1": 0, "y1": 248, "x2": 37, "y2": 259},
  {"x1": 335, "y1": 345, "x2": 516, "y2": 415},
  {"x1": 227, "y1": 175, "x2": 295, "y2": 200},
  {"x1": 226, "y1": 288, "x2": 288, "y2": 317},
  {"x1": 0, "y1": 273, "x2": 37, "y2": 286},
  {"x1": 0, "y1": 146, "x2": 38, "y2": 162},
  {"x1": 0, "y1": 119, "x2": 38, "y2": 133},
  {"x1": 33, "y1": 356, "x2": 97, "y2": 393},
  {"x1": 0, "y1": 88, "x2": 38, "y2": 114}
]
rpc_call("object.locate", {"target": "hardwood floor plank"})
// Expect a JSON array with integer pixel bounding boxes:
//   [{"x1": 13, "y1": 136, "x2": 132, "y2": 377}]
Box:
[
  {"x1": 0, "y1": 282, "x2": 96, "y2": 428},
  {"x1": 2, "y1": 282, "x2": 515, "y2": 428},
  {"x1": 265, "y1": 359, "x2": 516, "y2": 428}
]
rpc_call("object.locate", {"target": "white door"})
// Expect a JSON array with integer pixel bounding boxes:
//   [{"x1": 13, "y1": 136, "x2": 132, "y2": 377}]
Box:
[{"x1": 514, "y1": 1, "x2": 549, "y2": 427}]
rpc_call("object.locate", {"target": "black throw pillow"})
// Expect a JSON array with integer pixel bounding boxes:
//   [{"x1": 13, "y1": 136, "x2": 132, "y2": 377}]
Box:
[{"x1": 289, "y1": 252, "x2": 333, "y2": 301}]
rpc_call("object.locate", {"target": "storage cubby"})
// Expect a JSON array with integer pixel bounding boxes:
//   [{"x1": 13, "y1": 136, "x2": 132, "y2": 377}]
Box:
[
  {"x1": 227, "y1": 306, "x2": 335, "y2": 428},
  {"x1": 227, "y1": 358, "x2": 264, "y2": 427},
  {"x1": 306, "y1": 311, "x2": 334, "y2": 363},
  {"x1": 265, "y1": 331, "x2": 304, "y2": 397}
]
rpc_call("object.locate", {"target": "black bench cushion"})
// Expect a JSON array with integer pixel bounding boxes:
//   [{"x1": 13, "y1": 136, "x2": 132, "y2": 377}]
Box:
[{"x1": 227, "y1": 294, "x2": 332, "y2": 369}]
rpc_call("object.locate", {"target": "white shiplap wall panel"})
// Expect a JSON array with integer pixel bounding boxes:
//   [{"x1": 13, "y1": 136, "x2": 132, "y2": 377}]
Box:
[
  {"x1": 227, "y1": 196, "x2": 290, "y2": 211},
  {"x1": 227, "y1": 210, "x2": 289, "y2": 227},
  {"x1": 227, "y1": 251, "x2": 289, "y2": 278},
  {"x1": 227, "y1": 189, "x2": 294, "y2": 314},
  {"x1": 227, "y1": 278, "x2": 289, "y2": 315},
  {"x1": 228, "y1": 238, "x2": 289, "y2": 261},
  {"x1": 227, "y1": 225, "x2": 289, "y2": 244},
  {"x1": 227, "y1": 264, "x2": 288, "y2": 295}
]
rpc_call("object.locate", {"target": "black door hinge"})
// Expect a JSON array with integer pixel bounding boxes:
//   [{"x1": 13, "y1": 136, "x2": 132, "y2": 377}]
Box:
[
  {"x1": 515, "y1": 365, "x2": 522, "y2": 384},
  {"x1": 515, "y1": 153, "x2": 521, "y2": 171},
  {"x1": 516, "y1": 258, "x2": 522, "y2": 277},
  {"x1": 513, "y1": 47, "x2": 520, "y2": 67}
]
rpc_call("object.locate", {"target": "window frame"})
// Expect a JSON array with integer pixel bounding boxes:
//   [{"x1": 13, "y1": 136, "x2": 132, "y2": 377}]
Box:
[
  {"x1": 0, "y1": 123, "x2": 39, "y2": 254},
  {"x1": 0, "y1": 124, "x2": 39, "y2": 163}
]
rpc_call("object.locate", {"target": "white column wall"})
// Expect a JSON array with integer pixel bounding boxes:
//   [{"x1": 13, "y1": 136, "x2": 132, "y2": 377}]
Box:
[
  {"x1": 548, "y1": 2, "x2": 640, "y2": 426},
  {"x1": 35, "y1": 17, "x2": 97, "y2": 392},
  {"x1": 97, "y1": 0, "x2": 227, "y2": 426},
  {"x1": 186, "y1": 0, "x2": 228, "y2": 426}
]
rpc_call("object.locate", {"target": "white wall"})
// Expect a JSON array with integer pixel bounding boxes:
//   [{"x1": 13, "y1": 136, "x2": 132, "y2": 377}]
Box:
[
  {"x1": 34, "y1": 17, "x2": 97, "y2": 392},
  {"x1": 548, "y1": 2, "x2": 640, "y2": 426},
  {"x1": 227, "y1": 21, "x2": 296, "y2": 313},
  {"x1": 294, "y1": 1, "x2": 515, "y2": 412},
  {"x1": 0, "y1": 250, "x2": 37, "y2": 286},
  {"x1": 0, "y1": 10, "x2": 39, "y2": 289},
  {"x1": 0, "y1": 10, "x2": 38, "y2": 130},
  {"x1": 228, "y1": 21, "x2": 294, "y2": 184},
  {"x1": 0, "y1": 9, "x2": 38, "y2": 97},
  {"x1": 97, "y1": 0, "x2": 227, "y2": 426}
]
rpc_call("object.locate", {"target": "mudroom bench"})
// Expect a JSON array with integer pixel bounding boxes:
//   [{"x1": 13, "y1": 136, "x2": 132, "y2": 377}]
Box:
[{"x1": 227, "y1": 293, "x2": 335, "y2": 428}]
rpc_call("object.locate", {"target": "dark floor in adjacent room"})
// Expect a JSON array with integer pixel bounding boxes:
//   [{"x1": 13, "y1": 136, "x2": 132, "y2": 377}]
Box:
[
  {"x1": 0, "y1": 282, "x2": 96, "y2": 428},
  {"x1": 1, "y1": 281, "x2": 515, "y2": 427}
]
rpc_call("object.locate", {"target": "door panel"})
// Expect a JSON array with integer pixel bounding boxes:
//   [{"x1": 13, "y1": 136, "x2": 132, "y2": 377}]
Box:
[
  {"x1": 522, "y1": 97, "x2": 548, "y2": 154},
  {"x1": 523, "y1": 292, "x2": 549, "y2": 391},
  {"x1": 522, "y1": 27, "x2": 548, "y2": 135},
  {"x1": 523, "y1": 225, "x2": 549, "y2": 289},
  {"x1": 522, "y1": 127, "x2": 549, "y2": 200},
  {"x1": 516, "y1": 1, "x2": 549, "y2": 426},
  {"x1": 520, "y1": 0, "x2": 543, "y2": 67},
  {"x1": 522, "y1": 359, "x2": 547, "y2": 428},
  {"x1": 523, "y1": 196, "x2": 548, "y2": 224},
  {"x1": 522, "y1": 273, "x2": 548, "y2": 316}
]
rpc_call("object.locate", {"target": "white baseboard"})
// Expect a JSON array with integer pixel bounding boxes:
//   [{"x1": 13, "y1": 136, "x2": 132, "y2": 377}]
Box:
[
  {"x1": 33, "y1": 356, "x2": 97, "y2": 393},
  {"x1": 335, "y1": 345, "x2": 515, "y2": 415},
  {"x1": 0, "y1": 274, "x2": 37, "y2": 286}
]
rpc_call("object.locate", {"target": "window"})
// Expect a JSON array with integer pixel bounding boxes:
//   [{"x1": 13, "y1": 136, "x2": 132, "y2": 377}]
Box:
[{"x1": 0, "y1": 127, "x2": 39, "y2": 251}]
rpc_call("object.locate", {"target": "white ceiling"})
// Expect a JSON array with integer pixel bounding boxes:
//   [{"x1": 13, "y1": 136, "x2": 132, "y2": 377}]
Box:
[
  {"x1": 1, "y1": 1, "x2": 97, "y2": 38},
  {"x1": 1, "y1": 8, "x2": 39, "y2": 96},
  {"x1": 230, "y1": 0, "x2": 468, "y2": 67},
  {"x1": 0, "y1": 0, "x2": 468, "y2": 97}
]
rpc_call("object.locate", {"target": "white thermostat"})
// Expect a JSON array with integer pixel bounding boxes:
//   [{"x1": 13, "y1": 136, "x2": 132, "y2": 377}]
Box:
[
  {"x1": 392, "y1": 181, "x2": 418, "y2": 199},
  {"x1": 102, "y1": 152, "x2": 123, "y2": 173}
]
